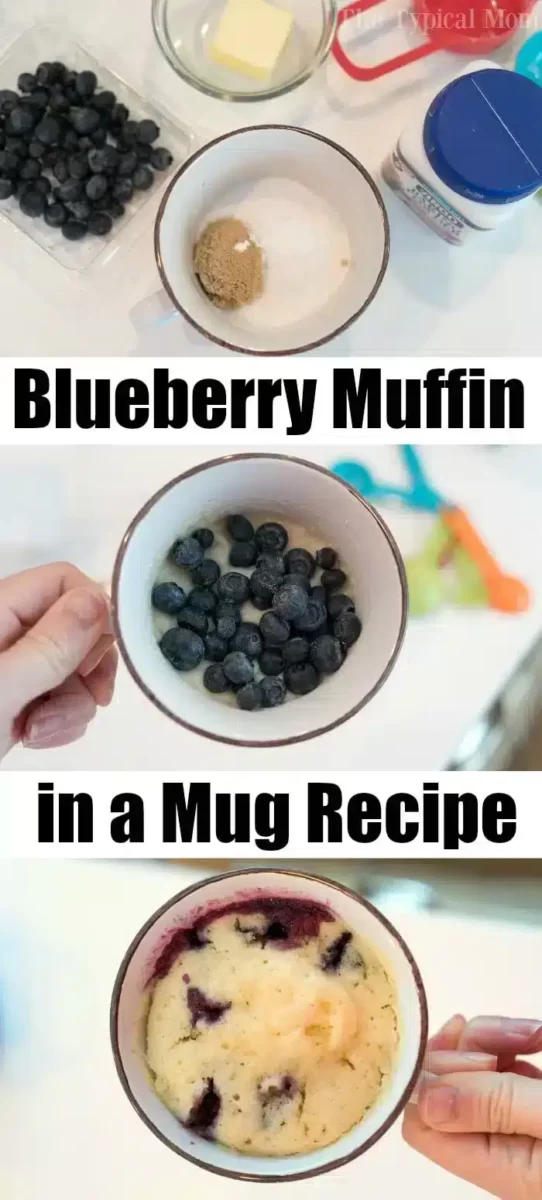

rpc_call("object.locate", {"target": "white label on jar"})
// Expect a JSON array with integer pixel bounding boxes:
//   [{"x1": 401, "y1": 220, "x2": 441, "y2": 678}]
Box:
[{"x1": 383, "y1": 149, "x2": 482, "y2": 245}]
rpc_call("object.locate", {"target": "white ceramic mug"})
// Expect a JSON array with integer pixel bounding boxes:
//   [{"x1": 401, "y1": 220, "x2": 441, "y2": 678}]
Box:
[
  {"x1": 111, "y1": 453, "x2": 407, "y2": 747},
  {"x1": 133, "y1": 126, "x2": 390, "y2": 355},
  {"x1": 110, "y1": 867, "x2": 428, "y2": 1183}
]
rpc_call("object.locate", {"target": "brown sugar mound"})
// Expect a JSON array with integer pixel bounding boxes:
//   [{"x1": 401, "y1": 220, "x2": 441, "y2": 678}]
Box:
[{"x1": 193, "y1": 217, "x2": 264, "y2": 309}]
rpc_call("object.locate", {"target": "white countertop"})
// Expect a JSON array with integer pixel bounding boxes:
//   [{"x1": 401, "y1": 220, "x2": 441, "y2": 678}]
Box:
[
  {"x1": 2, "y1": 0, "x2": 542, "y2": 356},
  {"x1": 2, "y1": 444, "x2": 542, "y2": 771},
  {"x1": 1, "y1": 859, "x2": 541, "y2": 1200}
]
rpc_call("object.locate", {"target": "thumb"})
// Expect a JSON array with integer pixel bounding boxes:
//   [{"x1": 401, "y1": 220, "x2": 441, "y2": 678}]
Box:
[
  {"x1": 0, "y1": 586, "x2": 110, "y2": 718},
  {"x1": 417, "y1": 1069, "x2": 542, "y2": 1140}
]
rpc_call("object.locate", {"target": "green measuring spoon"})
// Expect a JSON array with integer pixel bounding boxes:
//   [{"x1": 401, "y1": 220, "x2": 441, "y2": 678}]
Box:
[{"x1": 406, "y1": 519, "x2": 450, "y2": 616}]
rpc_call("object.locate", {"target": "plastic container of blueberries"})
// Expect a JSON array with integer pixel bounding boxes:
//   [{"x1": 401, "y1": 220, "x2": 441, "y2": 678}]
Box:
[{"x1": 0, "y1": 23, "x2": 196, "y2": 272}]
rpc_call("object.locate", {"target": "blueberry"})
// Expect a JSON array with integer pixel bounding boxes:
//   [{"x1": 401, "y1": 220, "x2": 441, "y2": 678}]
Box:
[
  {"x1": 0, "y1": 178, "x2": 14, "y2": 199},
  {"x1": 91, "y1": 127, "x2": 107, "y2": 148},
  {"x1": 316, "y1": 547, "x2": 337, "y2": 570},
  {"x1": 85, "y1": 173, "x2": 108, "y2": 202},
  {"x1": 112, "y1": 176, "x2": 133, "y2": 203},
  {"x1": 216, "y1": 601, "x2": 241, "y2": 623},
  {"x1": 186, "y1": 1078, "x2": 221, "y2": 1134},
  {"x1": 0, "y1": 150, "x2": 20, "y2": 176},
  {"x1": 204, "y1": 633, "x2": 228, "y2": 663},
  {"x1": 17, "y1": 73, "x2": 37, "y2": 93},
  {"x1": 251, "y1": 595, "x2": 272, "y2": 611},
  {"x1": 132, "y1": 164, "x2": 153, "y2": 190},
  {"x1": 105, "y1": 198, "x2": 125, "y2": 219},
  {"x1": 311, "y1": 635, "x2": 345, "y2": 674},
  {"x1": 160, "y1": 626, "x2": 204, "y2": 670},
  {"x1": 217, "y1": 572, "x2": 250, "y2": 605},
  {"x1": 19, "y1": 160, "x2": 40, "y2": 181},
  {"x1": 284, "y1": 662, "x2": 320, "y2": 695},
  {"x1": 232, "y1": 622, "x2": 262, "y2": 659},
  {"x1": 110, "y1": 102, "x2": 129, "y2": 126},
  {"x1": 334, "y1": 610, "x2": 362, "y2": 646},
  {"x1": 150, "y1": 146, "x2": 173, "y2": 170},
  {"x1": 285, "y1": 548, "x2": 315, "y2": 579},
  {"x1": 255, "y1": 522, "x2": 288, "y2": 553},
  {"x1": 35, "y1": 62, "x2": 54, "y2": 86},
  {"x1": 136, "y1": 144, "x2": 152, "y2": 163},
  {"x1": 226, "y1": 513, "x2": 254, "y2": 542},
  {"x1": 152, "y1": 581, "x2": 186, "y2": 615},
  {"x1": 44, "y1": 200, "x2": 67, "y2": 226},
  {"x1": 6, "y1": 138, "x2": 29, "y2": 160},
  {"x1": 34, "y1": 176, "x2": 51, "y2": 197},
  {"x1": 321, "y1": 931, "x2": 352, "y2": 972},
  {"x1": 260, "y1": 649, "x2": 283, "y2": 676},
  {"x1": 61, "y1": 219, "x2": 87, "y2": 240},
  {"x1": 88, "y1": 145, "x2": 118, "y2": 174},
  {"x1": 327, "y1": 593, "x2": 355, "y2": 620},
  {"x1": 171, "y1": 536, "x2": 204, "y2": 569},
  {"x1": 137, "y1": 118, "x2": 160, "y2": 144},
  {"x1": 188, "y1": 588, "x2": 217, "y2": 614},
  {"x1": 203, "y1": 663, "x2": 229, "y2": 692},
  {"x1": 0, "y1": 90, "x2": 19, "y2": 115},
  {"x1": 216, "y1": 614, "x2": 237, "y2": 641},
  {"x1": 191, "y1": 558, "x2": 220, "y2": 588},
  {"x1": 223, "y1": 651, "x2": 253, "y2": 686},
  {"x1": 283, "y1": 571, "x2": 310, "y2": 593},
  {"x1": 310, "y1": 585, "x2": 326, "y2": 605},
  {"x1": 88, "y1": 209, "x2": 112, "y2": 235},
  {"x1": 57, "y1": 178, "x2": 83, "y2": 203},
  {"x1": 28, "y1": 141, "x2": 44, "y2": 159},
  {"x1": 52, "y1": 159, "x2": 69, "y2": 183},
  {"x1": 192, "y1": 527, "x2": 214, "y2": 549},
  {"x1": 68, "y1": 153, "x2": 90, "y2": 179},
  {"x1": 8, "y1": 106, "x2": 37, "y2": 136},
  {"x1": 260, "y1": 612, "x2": 290, "y2": 647},
  {"x1": 229, "y1": 540, "x2": 257, "y2": 568},
  {"x1": 236, "y1": 681, "x2": 263, "y2": 711},
  {"x1": 294, "y1": 599, "x2": 327, "y2": 634},
  {"x1": 322, "y1": 568, "x2": 346, "y2": 591},
  {"x1": 120, "y1": 119, "x2": 138, "y2": 144},
  {"x1": 249, "y1": 569, "x2": 278, "y2": 604},
  {"x1": 35, "y1": 115, "x2": 61, "y2": 144},
  {"x1": 71, "y1": 107, "x2": 101, "y2": 135},
  {"x1": 19, "y1": 189, "x2": 45, "y2": 218},
  {"x1": 256, "y1": 552, "x2": 285, "y2": 577},
  {"x1": 63, "y1": 130, "x2": 80, "y2": 151},
  {"x1": 260, "y1": 676, "x2": 286, "y2": 708},
  {"x1": 282, "y1": 636, "x2": 309, "y2": 665},
  {"x1": 177, "y1": 608, "x2": 208, "y2": 636},
  {"x1": 75, "y1": 70, "x2": 97, "y2": 98},
  {"x1": 92, "y1": 89, "x2": 116, "y2": 111},
  {"x1": 49, "y1": 90, "x2": 70, "y2": 113},
  {"x1": 25, "y1": 88, "x2": 49, "y2": 110},
  {"x1": 273, "y1": 582, "x2": 309, "y2": 622}
]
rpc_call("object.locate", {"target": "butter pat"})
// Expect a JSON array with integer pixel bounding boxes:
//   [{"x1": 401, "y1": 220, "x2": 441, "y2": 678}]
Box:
[{"x1": 210, "y1": 0, "x2": 293, "y2": 83}]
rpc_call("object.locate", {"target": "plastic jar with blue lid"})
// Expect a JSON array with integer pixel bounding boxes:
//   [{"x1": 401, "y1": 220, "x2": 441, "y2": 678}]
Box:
[{"x1": 382, "y1": 61, "x2": 542, "y2": 244}]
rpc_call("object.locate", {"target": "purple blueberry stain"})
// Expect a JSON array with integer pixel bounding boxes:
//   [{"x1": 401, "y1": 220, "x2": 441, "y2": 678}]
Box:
[
  {"x1": 321, "y1": 930, "x2": 352, "y2": 972},
  {"x1": 185, "y1": 1077, "x2": 221, "y2": 1136},
  {"x1": 187, "y1": 986, "x2": 231, "y2": 1028}
]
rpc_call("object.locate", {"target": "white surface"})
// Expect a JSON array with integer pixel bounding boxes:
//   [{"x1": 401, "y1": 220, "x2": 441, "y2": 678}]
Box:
[
  {"x1": 2, "y1": 444, "x2": 542, "y2": 770},
  {"x1": 2, "y1": 0, "x2": 542, "y2": 355},
  {"x1": 1, "y1": 859, "x2": 541, "y2": 1199}
]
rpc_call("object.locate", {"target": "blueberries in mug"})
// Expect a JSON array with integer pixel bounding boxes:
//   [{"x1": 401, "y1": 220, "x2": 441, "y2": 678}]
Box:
[
  {"x1": 160, "y1": 627, "x2": 205, "y2": 671},
  {"x1": 327, "y1": 592, "x2": 355, "y2": 620},
  {"x1": 316, "y1": 547, "x2": 337, "y2": 569},
  {"x1": 255, "y1": 522, "x2": 288, "y2": 554},
  {"x1": 152, "y1": 581, "x2": 186, "y2": 615},
  {"x1": 249, "y1": 569, "x2": 278, "y2": 604},
  {"x1": 217, "y1": 572, "x2": 250, "y2": 605},
  {"x1": 223, "y1": 651, "x2": 253, "y2": 687},
  {"x1": 282, "y1": 636, "x2": 309, "y2": 665},
  {"x1": 191, "y1": 559, "x2": 220, "y2": 588},
  {"x1": 284, "y1": 662, "x2": 320, "y2": 695},
  {"x1": 260, "y1": 611, "x2": 290, "y2": 646},
  {"x1": 188, "y1": 588, "x2": 217, "y2": 614},
  {"x1": 285, "y1": 547, "x2": 315, "y2": 579},
  {"x1": 226, "y1": 514, "x2": 254, "y2": 542},
  {"x1": 204, "y1": 633, "x2": 228, "y2": 663},
  {"x1": 203, "y1": 663, "x2": 230, "y2": 693},
  {"x1": 294, "y1": 599, "x2": 327, "y2": 635},
  {"x1": 192, "y1": 527, "x2": 214, "y2": 550},
  {"x1": 177, "y1": 608, "x2": 209, "y2": 637},
  {"x1": 256, "y1": 552, "x2": 285, "y2": 578},
  {"x1": 259, "y1": 649, "x2": 283, "y2": 676},
  {"x1": 260, "y1": 675, "x2": 286, "y2": 708},
  {"x1": 272, "y1": 582, "x2": 308, "y2": 622},
  {"x1": 334, "y1": 610, "x2": 362, "y2": 646},
  {"x1": 321, "y1": 567, "x2": 347, "y2": 591},
  {"x1": 216, "y1": 613, "x2": 237, "y2": 642},
  {"x1": 171, "y1": 536, "x2": 204, "y2": 569},
  {"x1": 236, "y1": 681, "x2": 263, "y2": 711},
  {"x1": 229, "y1": 539, "x2": 257, "y2": 568},
  {"x1": 231, "y1": 622, "x2": 262, "y2": 659},
  {"x1": 310, "y1": 634, "x2": 345, "y2": 675}
]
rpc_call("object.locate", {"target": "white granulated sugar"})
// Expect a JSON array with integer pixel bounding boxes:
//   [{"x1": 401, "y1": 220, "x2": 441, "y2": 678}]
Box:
[
  {"x1": 203, "y1": 178, "x2": 351, "y2": 329},
  {"x1": 234, "y1": 240, "x2": 252, "y2": 252}
]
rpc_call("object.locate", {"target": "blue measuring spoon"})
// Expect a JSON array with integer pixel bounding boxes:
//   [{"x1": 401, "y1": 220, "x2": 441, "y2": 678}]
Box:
[{"x1": 333, "y1": 448, "x2": 444, "y2": 512}]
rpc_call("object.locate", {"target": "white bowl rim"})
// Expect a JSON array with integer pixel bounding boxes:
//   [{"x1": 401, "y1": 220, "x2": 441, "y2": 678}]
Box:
[
  {"x1": 109, "y1": 866, "x2": 429, "y2": 1183},
  {"x1": 110, "y1": 452, "x2": 408, "y2": 748},
  {"x1": 153, "y1": 125, "x2": 391, "y2": 356}
]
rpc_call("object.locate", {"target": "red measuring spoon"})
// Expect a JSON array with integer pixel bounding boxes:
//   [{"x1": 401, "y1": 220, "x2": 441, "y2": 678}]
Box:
[{"x1": 332, "y1": 0, "x2": 537, "y2": 81}]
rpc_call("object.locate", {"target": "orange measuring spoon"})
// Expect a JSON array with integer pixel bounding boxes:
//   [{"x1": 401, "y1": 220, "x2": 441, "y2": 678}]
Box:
[{"x1": 441, "y1": 508, "x2": 530, "y2": 614}]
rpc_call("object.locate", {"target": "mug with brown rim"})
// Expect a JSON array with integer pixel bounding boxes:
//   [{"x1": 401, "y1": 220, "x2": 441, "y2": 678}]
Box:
[
  {"x1": 111, "y1": 453, "x2": 407, "y2": 748},
  {"x1": 133, "y1": 126, "x2": 390, "y2": 355}
]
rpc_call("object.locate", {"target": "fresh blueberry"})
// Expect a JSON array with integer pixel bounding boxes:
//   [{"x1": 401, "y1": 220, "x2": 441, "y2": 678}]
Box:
[
  {"x1": 132, "y1": 164, "x2": 153, "y2": 190},
  {"x1": 192, "y1": 527, "x2": 214, "y2": 550},
  {"x1": 255, "y1": 522, "x2": 288, "y2": 553},
  {"x1": 249, "y1": 569, "x2": 279, "y2": 605},
  {"x1": 85, "y1": 173, "x2": 108, "y2": 202},
  {"x1": 226, "y1": 514, "x2": 254, "y2": 542},
  {"x1": 236, "y1": 681, "x2": 263, "y2": 711},
  {"x1": 334, "y1": 610, "x2": 362, "y2": 646},
  {"x1": 44, "y1": 200, "x2": 67, "y2": 226},
  {"x1": 25, "y1": 88, "x2": 49, "y2": 110},
  {"x1": 260, "y1": 649, "x2": 283, "y2": 676},
  {"x1": 0, "y1": 178, "x2": 14, "y2": 199},
  {"x1": 150, "y1": 146, "x2": 173, "y2": 170},
  {"x1": 61, "y1": 218, "x2": 87, "y2": 240},
  {"x1": 216, "y1": 601, "x2": 241, "y2": 623},
  {"x1": 110, "y1": 102, "x2": 129, "y2": 127},
  {"x1": 34, "y1": 115, "x2": 62, "y2": 144},
  {"x1": 232, "y1": 622, "x2": 262, "y2": 659},
  {"x1": 75, "y1": 70, "x2": 97, "y2": 98},
  {"x1": 120, "y1": 119, "x2": 138, "y2": 144},
  {"x1": 321, "y1": 568, "x2": 347, "y2": 591},
  {"x1": 17, "y1": 72, "x2": 37, "y2": 93},
  {"x1": 285, "y1": 572, "x2": 311, "y2": 593},
  {"x1": 35, "y1": 176, "x2": 52, "y2": 197},
  {"x1": 171, "y1": 536, "x2": 204, "y2": 569},
  {"x1": 216, "y1": 614, "x2": 237, "y2": 641},
  {"x1": 6, "y1": 138, "x2": 29, "y2": 160},
  {"x1": 8, "y1": 106, "x2": 37, "y2": 136},
  {"x1": 92, "y1": 89, "x2": 116, "y2": 111},
  {"x1": 256, "y1": 552, "x2": 285, "y2": 577},
  {"x1": 160, "y1": 626, "x2": 205, "y2": 670},
  {"x1": 204, "y1": 633, "x2": 228, "y2": 663},
  {"x1": 91, "y1": 127, "x2": 107, "y2": 147},
  {"x1": 35, "y1": 62, "x2": 54, "y2": 86},
  {"x1": 203, "y1": 663, "x2": 229, "y2": 692},
  {"x1": 310, "y1": 585, "x2": 327, "y2": 605},
  {"x1": 186, "y1": 1078, "x2": 221, "y2": 1133},
  {"x1": 251, "y1": 595, "x2": 272, "y2": 611},
  {"x1": 223, "y1": 651, "x2": 253, "y2": 686},
  {"x1": 117, "y1": 149, "x2": 138, "y2": 176},
  {"x1": 229, "y1": 540, "x2": 257, "y2": 568},
  {"x1": 19, "y1": 189, "x2": 45, "y2": 218},
  {"x1": 294, "y1": 599, "x2": 327, "y2": 634},
  {"x1": 217, "y1": 572, "x2": 250, "y2": 605},
  {"x1": 0, "y1": 90, "x2": 19, "y2": 115},
  {"x1": 71, "y1": 107, "x2": 101, "y2": 135},
  {"x1": 28, "y1": 141, "x2": 45, "y2": 159},
  {"x1": 327, "y1": 593, "x2": 355, "y2": 620},
  {"x1": 0, "y1": 150, "x2": 20, "y2": 176},
  {"x1": 88, "y1": 145, "x2": 119, "y2": 174},
  {"x1": 260, "y1": 676, "x2": 286, "y2": 708},
  {"x1": 316, "y1": 547, "x2": 337, "y2": 569},
  {"x1": 19, "y1": 160, "x2": 40, "y2": 181},
  {"x1": 310, "y1": 634, "x2": 345, "y2": 674},
  {"x1": 285, "y1": 548, "x2": 315, "y2": 579},
  {"x1": 191, "y1": 559, "x2": 220, "y2": 588},
  {"x1": 260, "y1": 611, "x2": 290, "y2": 647},
  {"x1": 49, "y1": 89, "x2": 71, "y2": 113},
  {"x1": 112, "y1": 176, "x2": 133, "y2": 203},
  {"x1": 282, "y1": 636, "x2": 309, "y2": 665},
  {"x1": 152, "y1": 581, "x2": 186, "y2": 615},
  {"x1": 88, "y1": 210, "x2": 112, "y2": 236},
  {"x1": 284, "y1": 662, "x2": 320, "y2": 695},
  {"x1": 137, "y1": 118, "x2": 160, "y2": 144},
  {"x1": 57, "y1": 177, "x2": 83, "y2": 203},
  {"x1": 177, "y1": 608, "x2": 208, "y2": 636},
  {"x1": 52, "y1": 159, "x2": 70, "y2": 183},
  {"x1": 321, "y1": 931, "x2": 352, "y2": 972},
  {"x1": 273, "y1": 582, "x2": 308, "y2": 622},
  {"x1": 105, "y1": 198, "x2": 125, "y2": 219},
  {"x1": 188, "y1": 588, "x2": 217, "y2": 614},
  {"x1": 67, "y1": 197, "x2": 90, "y2": 220}
]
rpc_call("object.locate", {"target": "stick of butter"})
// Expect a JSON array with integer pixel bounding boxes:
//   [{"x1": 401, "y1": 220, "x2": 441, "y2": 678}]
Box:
[{"x1": 210, "y1": 0, "x2": 294, "y2": 83}]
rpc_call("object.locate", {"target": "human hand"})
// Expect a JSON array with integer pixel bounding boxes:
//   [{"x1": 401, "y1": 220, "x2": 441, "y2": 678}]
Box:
[
  {"x1": 0, "y1": 563, "x2": 117, "y2": 761},
  {"x1": 403, "y1": 1012, "x2": 542, "y2": 1198}
]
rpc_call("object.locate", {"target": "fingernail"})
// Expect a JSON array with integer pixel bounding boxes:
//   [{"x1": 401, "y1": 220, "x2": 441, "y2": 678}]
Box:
[
  {"x1": 25, "y1": 711, "x2": 78, "y2": 743},
  {"x1": 473, "y1": 1017, "x2": 542, "y2": 1040},
  {"x1": 419, "y1": 1080, "x2": 460, "y2": 1125},
  {"x1": 436, "y1": 1014, "x2": 465, "y2": 1037},
  {"x1": 409, "y1": 1071, "x2": 440, "y2": 1105},
  {"x1": 65, "y1": 587, "x2": 107, "y2": 630}
]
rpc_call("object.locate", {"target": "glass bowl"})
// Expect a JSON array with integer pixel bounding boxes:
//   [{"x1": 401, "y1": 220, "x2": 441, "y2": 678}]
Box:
[{"x1": 151, "y1": 0, "x2": 338, "y2": 102}]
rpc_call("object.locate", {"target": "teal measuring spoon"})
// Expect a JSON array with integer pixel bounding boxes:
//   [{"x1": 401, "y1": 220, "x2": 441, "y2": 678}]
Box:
[{"x1": 333, "y1": 451, "x2": 439, "y2": 511}]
